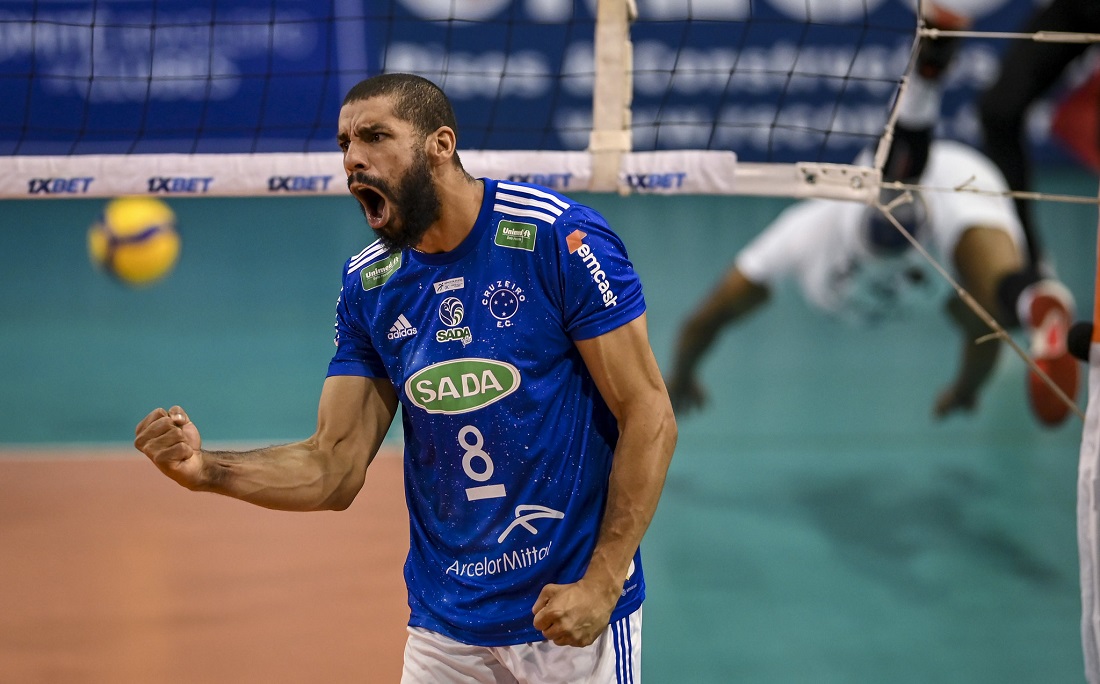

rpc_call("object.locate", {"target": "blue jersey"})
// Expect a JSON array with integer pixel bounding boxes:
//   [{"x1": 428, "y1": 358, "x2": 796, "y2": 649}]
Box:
[{"x1": 327, "y1": 179, "x2": 647, "y2": 646}]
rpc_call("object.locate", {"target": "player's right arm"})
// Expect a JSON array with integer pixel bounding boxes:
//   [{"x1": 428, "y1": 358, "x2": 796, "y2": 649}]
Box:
[
  {"x1": 666, "y1": 266, "x2": 769, "y2": 414},
  {"x1": 134, "y1": 374, "x2": 398, "y2": 511},
  {"x1": 934, "y1": 295, "x2": 999, "y2": 418}
]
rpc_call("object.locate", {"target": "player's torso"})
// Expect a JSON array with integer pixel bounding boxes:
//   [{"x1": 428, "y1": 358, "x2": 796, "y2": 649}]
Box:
[
  {"x1": 362, "y1": 209, "x2": 588, "y2": 544},
  {"x1": 342, "y1": 181, "x2": 642, "y2": 643}
]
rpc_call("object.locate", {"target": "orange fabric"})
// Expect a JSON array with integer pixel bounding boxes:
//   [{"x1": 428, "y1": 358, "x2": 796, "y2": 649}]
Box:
[{"x1": 1051, "y1": 65, "x2": 1100, "y2": 174}]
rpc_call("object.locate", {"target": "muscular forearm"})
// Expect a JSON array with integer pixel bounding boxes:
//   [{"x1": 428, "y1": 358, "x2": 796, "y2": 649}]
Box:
[
  {"x1": 197, "y1": 438, "x2": 366, "y2": 512},
  {"x1": 943, "y1": 295, "x2": 1002, "y2": 404},
  {"x1": 583, "y1": 403, "x2": 676, "y2": 596},
  {"x1": 177, "y1": 377, "x2": 397, "y2": 512},
  {"x1": 537, "y1": 317, "x2": 676, "y2": 646}
]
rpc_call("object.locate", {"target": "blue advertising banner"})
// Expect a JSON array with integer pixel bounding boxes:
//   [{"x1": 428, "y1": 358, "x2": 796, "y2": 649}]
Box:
[{"x1": 0, "y1": 0, "x2": 1085, "y2": 164}]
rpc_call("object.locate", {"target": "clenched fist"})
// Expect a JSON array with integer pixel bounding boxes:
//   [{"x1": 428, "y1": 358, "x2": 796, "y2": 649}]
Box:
[{"x1": 134, "y1": 405, "x2": 205, "y2": 489}]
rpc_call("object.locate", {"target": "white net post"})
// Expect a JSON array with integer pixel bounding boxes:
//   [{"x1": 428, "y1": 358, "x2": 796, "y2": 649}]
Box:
[{"x1": 589, "y1": 0, "x2": 634, "y2": 193}]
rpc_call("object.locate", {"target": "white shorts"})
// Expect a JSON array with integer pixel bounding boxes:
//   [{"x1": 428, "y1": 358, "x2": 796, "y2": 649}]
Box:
[{"x1": 400, "y1": 608, "x2": 642, "y2": 684}]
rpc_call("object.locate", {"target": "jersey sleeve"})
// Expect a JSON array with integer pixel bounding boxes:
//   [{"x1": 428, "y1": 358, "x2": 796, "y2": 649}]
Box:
[
  {"x1": 558, "y1": 206, "x2": 646, "y2": 340},
  {"x1": 327, "y1": 265, "x2": 389, "y2": 379}
]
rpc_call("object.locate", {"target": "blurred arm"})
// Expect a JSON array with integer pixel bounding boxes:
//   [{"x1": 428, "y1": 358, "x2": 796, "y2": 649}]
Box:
[{"x1": 666, "y1": 266, "x2": 770, "y2": 413}]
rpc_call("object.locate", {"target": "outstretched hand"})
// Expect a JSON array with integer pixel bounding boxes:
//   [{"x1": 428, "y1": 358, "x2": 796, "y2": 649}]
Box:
[
  {"x1": 531, "y1": 577, "x2": 620, "y2": 647},
  {"x1": 933, "y1": 384, "x2": 977, "y2": 420},
  {"x1": 665, "y1": 373, "x2": 707, "y2": 416},
  {"x1": 134, "y1": 406, "x2": 205, "y2": 489}
]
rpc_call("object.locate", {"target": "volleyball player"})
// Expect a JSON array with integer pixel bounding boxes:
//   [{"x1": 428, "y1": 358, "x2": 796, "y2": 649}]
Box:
[
  {"x1": 134, "y1": 73, "x2": 675, "y2": 683},
  {"x1": 666, "y1": 19, "x2": 1080, "y2": 427}
]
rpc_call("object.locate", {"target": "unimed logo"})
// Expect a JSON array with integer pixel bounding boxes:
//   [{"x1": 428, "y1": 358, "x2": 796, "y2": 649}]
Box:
[
  {"x1": 405, "y1": 358, "x2": 520, "y2": 414},
  {"x1": 360, "y1": 253, "x2": 402, "y2": 291},
  {"x1": 494, "y1": 220, "x2": 537, "y2": 251}
]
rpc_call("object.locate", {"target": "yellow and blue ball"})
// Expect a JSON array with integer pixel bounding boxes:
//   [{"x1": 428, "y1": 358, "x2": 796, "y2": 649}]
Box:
[{"x1": 88, "y1": 196, "x2": 180, "y2": 286}]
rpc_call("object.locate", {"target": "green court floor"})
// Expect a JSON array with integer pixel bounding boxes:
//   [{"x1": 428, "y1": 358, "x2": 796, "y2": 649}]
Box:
[{"x1": 1, "y1": 169, "x2": 1096, "y2": 682}]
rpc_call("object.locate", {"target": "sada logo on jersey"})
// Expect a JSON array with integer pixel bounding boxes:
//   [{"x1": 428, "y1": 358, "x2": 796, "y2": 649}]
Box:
[
  {"x1": 436, "y1": 296, "x2": 473, "y2": 346},
  {"x1": 405, "y1": 358, "x2": 520, "y2": 414}
]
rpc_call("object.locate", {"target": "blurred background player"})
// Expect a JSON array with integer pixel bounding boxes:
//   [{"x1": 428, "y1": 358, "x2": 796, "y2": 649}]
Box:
[
  {"x1": 666, "y1": 14, "x2": 1080, "y2": 426},
  {"x1": 977, "y1": 0, "x2": 1100, "y2": 274}
]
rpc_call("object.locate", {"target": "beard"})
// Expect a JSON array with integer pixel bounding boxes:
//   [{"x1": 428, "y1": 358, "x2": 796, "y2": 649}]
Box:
[{"x1": 350, "y1": 148, "x2": 441, "y2": 252}]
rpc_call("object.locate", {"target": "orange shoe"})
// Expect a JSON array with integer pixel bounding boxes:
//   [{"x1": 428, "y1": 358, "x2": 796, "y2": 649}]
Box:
[{"x1": 1026, "y1": 281, "x2": 1079, "y2": 426}]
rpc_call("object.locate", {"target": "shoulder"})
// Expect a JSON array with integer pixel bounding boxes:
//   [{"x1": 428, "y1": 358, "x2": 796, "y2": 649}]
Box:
[
  {"x1": 489, "y1": 179, "x2": 619, "y2": 252},
  {"x1": 491, "y1": 180, "x2": 589, "y2": 231},
  {"x1": 341, "y1": 238, "x2": 402, "y2": 294}
]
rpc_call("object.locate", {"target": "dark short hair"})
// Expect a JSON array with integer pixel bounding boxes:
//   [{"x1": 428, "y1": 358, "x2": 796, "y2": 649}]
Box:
[{"x1": 343, "y1": 73, "x2": 458, "y2": 139}]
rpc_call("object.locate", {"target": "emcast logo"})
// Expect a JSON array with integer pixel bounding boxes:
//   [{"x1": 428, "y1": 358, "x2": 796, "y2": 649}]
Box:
[{"x1": 566, "y1": 230, "x2": 618, "y2": 308}]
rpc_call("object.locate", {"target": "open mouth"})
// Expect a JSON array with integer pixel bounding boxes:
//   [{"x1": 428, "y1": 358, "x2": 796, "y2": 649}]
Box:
[{"x1": 350, "y1": 182, "x2": 389, "y2": 229}]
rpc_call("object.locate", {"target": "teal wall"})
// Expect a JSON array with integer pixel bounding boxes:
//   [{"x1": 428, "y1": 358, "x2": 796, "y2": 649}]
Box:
[
  {"x1": 1, "y1": 169, "x2": 1097, "y2": 682},
  {"x1": 3, "y1": 174, "x2": 1094, "y2": 446}
]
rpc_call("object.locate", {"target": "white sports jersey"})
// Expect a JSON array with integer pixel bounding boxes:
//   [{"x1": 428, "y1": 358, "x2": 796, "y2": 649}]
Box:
[
  {"x1": 736, "y1": 141, "x2": 1025, "y2": 324},
  {"x1": 328, "y1": 179, "x2": 647, "y2": 646}
]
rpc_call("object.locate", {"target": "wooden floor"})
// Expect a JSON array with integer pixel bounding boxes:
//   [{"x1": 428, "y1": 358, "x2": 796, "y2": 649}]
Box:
[{"x1": 0, "y1": 450, "x2": 409, "y2": 683}]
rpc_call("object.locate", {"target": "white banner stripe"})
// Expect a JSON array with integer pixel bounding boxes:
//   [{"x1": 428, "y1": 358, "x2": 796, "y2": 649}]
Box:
[{"x1": 0, "y1": 150, "x2": 757, "y2": 198}]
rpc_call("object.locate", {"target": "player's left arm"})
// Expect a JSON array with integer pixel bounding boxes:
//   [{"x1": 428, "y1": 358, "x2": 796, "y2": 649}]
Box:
[
  {"x1": 532, "y1": 313, "x2": 677, "y2": 647},
  {"x1": 934, "y1": 223, "x2": 1022, "y2": 418}
]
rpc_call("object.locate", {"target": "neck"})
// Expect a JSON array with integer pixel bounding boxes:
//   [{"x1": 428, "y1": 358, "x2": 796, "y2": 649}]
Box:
[{"x1": 412, "y1": 173, "x2": 484, "y2": 254}]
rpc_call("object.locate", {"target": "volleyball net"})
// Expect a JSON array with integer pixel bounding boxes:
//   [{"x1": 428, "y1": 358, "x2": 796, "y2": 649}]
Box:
[
  {"x1": 3, "y1": 0, "x2": 1097, "y2": 205},
  {"x1": 0, "y1": 0, "x2": 935, "y2": 201}
]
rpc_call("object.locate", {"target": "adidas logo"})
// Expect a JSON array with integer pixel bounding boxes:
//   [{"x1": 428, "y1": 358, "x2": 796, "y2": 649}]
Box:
[{"x1": 387, "y1": 314, "x2": 418, "y2": 340}]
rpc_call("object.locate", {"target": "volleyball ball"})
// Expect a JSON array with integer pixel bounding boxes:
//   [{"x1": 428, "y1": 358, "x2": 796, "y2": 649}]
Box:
[{"x1": 88, "y1": 196, "x2": 181, "y2": 286}]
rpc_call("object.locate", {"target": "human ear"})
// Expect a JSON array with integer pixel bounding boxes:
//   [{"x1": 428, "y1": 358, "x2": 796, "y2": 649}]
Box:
[{"x1": 427, "y1": 126, "x2": 456, "y2": 166}]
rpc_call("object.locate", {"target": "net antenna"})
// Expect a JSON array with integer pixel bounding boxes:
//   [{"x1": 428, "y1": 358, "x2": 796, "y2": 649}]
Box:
[{"x1": 1, "y1": 0, "x2": 908, "y2": 201}]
